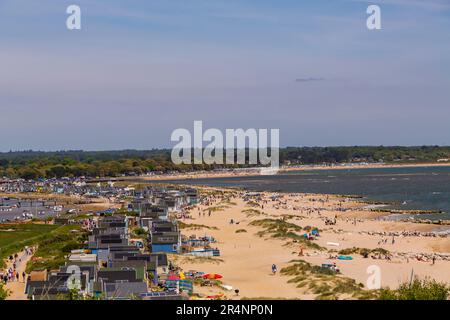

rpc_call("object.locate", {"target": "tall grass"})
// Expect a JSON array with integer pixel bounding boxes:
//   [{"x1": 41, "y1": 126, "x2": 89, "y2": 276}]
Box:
[
  {"x1": 0, "y1": 223, "x2": 60, "y2": 268},
  {"x1": 250, "y1": 219, "x2": 323, "y2": 250},
  {"x1": 280, "y1": 259, "x2": 374, "y2": 300},
  {"x1": 379, "y1": 278, "x2": 449, "y2": 300}
]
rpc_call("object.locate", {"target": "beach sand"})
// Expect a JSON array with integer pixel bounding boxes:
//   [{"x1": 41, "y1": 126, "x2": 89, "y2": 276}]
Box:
[{"x1": 175, "y1": 189, "x2": 450, "y2": 299}]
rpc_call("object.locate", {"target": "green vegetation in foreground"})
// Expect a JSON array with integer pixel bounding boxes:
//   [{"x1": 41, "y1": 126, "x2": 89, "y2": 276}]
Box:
[
  {"x1": 249, "y1": 219, "x2": 324, "y2": 250},
  {"x1": 56, "y1": 288, "x2": 104, "y2": 300},
  {"x1": 25, "y1": 224, "x2": 87, "y2": 273},
  {"x1": 379, "y1": 279, "x2": 449, "y2": 300},
  {"x1": 0, "y1": 284, "x2": 8, "y2": 300},
  {"x1": 0, "y1": 223, "x2": 59, "y2": 268},
  {"x1": 281, "y1": 259, "x2": 377, "y2": 300}
]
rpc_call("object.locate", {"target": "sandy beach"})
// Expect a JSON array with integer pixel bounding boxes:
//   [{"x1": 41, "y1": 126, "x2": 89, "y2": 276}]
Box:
[{"x1": 175, "y1": 188, "x2": 450, "y2": 299}]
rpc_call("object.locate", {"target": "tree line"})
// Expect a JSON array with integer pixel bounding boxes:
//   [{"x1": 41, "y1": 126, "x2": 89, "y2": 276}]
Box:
[{"x1": 0, "y1": 146, "x2": 449, "y2": 179}]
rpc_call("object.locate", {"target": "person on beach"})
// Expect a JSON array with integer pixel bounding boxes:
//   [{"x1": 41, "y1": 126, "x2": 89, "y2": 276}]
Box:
[{"x1": 271, "y1": 264, "x2": 277, "y2": 275}]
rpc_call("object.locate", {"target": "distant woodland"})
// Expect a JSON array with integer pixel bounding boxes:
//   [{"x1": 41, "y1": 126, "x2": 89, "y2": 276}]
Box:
[{"x1": 1, "y1": 146, "x2": 449, "y2": 179}]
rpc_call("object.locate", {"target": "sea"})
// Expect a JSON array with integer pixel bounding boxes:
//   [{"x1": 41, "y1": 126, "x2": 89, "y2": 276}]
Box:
[{"x1": 162, "y1": 166, "x2": 450, "y2": 221}]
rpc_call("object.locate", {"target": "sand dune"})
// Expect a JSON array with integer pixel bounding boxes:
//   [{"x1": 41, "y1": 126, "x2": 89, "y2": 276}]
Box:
[{"x1": 176, "y1": 189, "x2": 450, "y2": 299}]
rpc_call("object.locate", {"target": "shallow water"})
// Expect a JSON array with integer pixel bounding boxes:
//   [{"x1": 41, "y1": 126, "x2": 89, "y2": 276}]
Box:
[{"x1": 163, "y1": 166, "x2": 450, "y2": 220}]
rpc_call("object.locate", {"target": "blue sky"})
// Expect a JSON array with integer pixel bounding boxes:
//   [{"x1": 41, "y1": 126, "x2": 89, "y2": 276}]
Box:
[{"x1": 1, "y1": 0, "x2": 449, "y2": 150}]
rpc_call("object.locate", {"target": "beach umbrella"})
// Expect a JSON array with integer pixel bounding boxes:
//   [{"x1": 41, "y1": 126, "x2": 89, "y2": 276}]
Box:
[
  {"x1": 168, "y1": 275, "x2": 180, "y2": 280},
  {"x1": 203, "y1": 273, "x2": 223, "y2": 279}
]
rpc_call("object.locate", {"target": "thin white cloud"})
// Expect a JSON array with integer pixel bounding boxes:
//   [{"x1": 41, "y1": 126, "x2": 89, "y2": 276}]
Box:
[{"x1": 352, "y1": 0, "x2": 450, "y2": 11}]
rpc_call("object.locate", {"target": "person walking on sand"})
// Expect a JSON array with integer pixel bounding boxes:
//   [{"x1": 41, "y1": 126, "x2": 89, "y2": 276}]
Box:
[{"x1": 271, "y1": 264, "x2": 277, "y2": 275}]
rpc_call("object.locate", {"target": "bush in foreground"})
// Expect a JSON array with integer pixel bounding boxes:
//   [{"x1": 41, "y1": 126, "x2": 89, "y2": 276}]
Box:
[
  {"x1": 0, "y1": 284, "x2": 8, "y2": 300},
  {"x1": 379, "y1": 278, "x2": 449, "y2": 300}
]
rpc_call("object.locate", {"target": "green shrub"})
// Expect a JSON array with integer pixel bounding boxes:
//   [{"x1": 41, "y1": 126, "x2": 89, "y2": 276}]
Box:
[
  {"x1": 250, "y1": 219, "x2": 323, "y2": 250},
  {"x1": 0, "y1": 284, "x2": 9, "y2": 300},
  {"x1": 379, "y1": 278, "x2": 449, "y2": 300},
  {"x1": 133, "y1": 227, "x2": 147, "y2": 236}
]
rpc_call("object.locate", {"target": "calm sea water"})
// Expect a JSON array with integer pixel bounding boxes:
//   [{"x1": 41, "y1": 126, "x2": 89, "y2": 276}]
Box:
[{"x1": 163, "y1": 166, "x2": 450, "y2": 220}]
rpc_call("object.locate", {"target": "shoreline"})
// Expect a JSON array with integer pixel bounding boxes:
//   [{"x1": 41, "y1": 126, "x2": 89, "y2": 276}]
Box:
[
  {"x1": 130, "y1": 162, "x2": 450, "y2": 182},
  {"x1": 125, "y1": 163, "x2": 450, "y2": 224},
  {"x1": 175, "y1": 186, "x2": 450, "y2": 299},
  {"x1": 143, "y1": 181, "x2": 450, "y2": 227}
]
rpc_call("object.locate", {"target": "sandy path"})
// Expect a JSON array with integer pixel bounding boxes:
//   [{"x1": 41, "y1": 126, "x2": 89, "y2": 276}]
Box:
[{"x1": 5, "y1": 250, "x2": 33, "y2": 300}]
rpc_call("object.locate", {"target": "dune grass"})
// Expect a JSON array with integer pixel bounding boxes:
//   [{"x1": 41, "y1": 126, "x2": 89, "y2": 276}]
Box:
[
  {"x1": 338, "y1": 247, "x2": 390, "y2": 256},
  {"x1": 249, "y1": 219, "x2": 323, "y2": 250},
  {"x1": 0, "y1": 223, "x2": 60, "y2": 268},
  {"x1": 25, "y1": 225, "x2": 87, "y2": 273},
  {"x1": 172, "y1": 255, "x2": 224, "y2": 265},
  {"x1": 241, "y1": 209, "x2": 266, "y2": 217},
  {"x1": 203, "y1": 205, "x2": 229, "y2": 212},
  {"x1": 280, "y1": 259, "x2": 376, "y2": 300},
  {"x1": 245, "y1": 201, "x2": 260, "y2": 208},
  {"x1": 178, "y1": 221, "x2": 218, "y2": 230}
]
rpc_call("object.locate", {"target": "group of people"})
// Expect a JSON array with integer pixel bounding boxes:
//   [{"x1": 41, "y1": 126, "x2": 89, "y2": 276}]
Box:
[
  {"x1": 377, "y1": 236, "x2": 396, "y2": 245},
  {"x1": 1, "y1": 247, "x2": 32, "y2": 285},
  {"x1": 1, "y1": 267, "x2": 25, "y2": 284}
]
